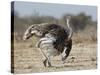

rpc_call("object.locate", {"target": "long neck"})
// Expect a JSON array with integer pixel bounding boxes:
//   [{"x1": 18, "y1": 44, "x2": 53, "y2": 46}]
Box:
[
  {"x1": 66, "y1": 17, "x2": 73, "y2": 40},
  {"x1": 67, "y1": 18, "x2": 70, "y2": 28}
]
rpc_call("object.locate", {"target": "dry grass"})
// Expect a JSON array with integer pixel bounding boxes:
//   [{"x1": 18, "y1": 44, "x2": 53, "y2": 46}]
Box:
[
  {"x1": 73, "y1": 25, "x2": 97, "y2": 44},
  {"x1": 73, "y1": 32, "x2": 97, "y2": 44},
  {"x1": 12, "y1": 38, "x2": 97, "y2": 74},
  {"x1": 12, "y1": 25, "x2": 97, "y2": 74}
]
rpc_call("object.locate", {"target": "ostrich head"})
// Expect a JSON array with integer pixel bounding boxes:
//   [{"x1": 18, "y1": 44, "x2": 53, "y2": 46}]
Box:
[{"x1": 23, "y1": 24, "x2": 42, "y2": 40}]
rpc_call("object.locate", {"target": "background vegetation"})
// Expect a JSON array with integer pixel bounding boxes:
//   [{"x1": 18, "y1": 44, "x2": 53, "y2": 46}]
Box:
[{"x1": 12, "y1": 10, "x2": 97, "y2": 43}]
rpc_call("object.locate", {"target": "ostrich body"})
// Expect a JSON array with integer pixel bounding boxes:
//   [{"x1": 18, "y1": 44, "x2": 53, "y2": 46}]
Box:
[{"x1": 23, "y1": 17, "x2": 73, "y2": 67}]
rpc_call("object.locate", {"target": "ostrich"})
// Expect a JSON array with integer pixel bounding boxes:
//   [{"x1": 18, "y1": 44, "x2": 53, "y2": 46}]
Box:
[{"x1": 23, "y1": 17, "x2": 73, "y2": 67}]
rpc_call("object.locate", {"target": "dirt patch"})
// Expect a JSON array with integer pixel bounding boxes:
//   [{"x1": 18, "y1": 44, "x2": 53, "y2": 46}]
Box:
[{"x1": 12, "y1": 42, "x2": 97, "y2": 74}]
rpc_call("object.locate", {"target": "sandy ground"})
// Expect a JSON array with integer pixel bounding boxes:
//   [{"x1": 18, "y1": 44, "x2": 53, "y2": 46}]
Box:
[{"x1": 12, "y1": 41, "x2": 97, "y2": 74}]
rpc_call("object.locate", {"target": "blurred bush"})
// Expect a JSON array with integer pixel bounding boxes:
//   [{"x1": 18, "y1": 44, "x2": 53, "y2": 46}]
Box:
[{"x1": 11, "y1": 11, "x2": 97, "y2": 43}]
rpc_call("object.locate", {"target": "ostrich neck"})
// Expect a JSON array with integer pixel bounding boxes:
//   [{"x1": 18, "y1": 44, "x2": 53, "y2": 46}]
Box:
[
  {"x1": 66, "y1": 18, "x2": 73, "y2": 39},
  {"x1": 67, "y1": 19, "x2": 70, "y2": 28}
]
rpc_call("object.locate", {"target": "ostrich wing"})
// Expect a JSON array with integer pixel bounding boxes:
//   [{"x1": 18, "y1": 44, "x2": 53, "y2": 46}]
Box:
[
  {"x1": 23, "y1": 23, "x2": 50, "y2": 40},
  {"x1": 23, "y1": 23, "x2": 69, "y2": 40}
]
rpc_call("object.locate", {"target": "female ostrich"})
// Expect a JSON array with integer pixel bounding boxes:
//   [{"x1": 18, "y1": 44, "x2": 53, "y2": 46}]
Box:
[{"x1": 23, "y1": 17, "x2": 73, "y2": 67}]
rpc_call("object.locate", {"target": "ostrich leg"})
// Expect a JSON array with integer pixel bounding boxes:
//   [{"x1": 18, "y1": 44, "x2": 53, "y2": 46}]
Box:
[
  {"x1": 43, "y1": 57, "x2": 52, "y2": 67},
  {"x1": 47, "y1": 57, "x2": 52, "y2": 67},
  {"x1": 43, "y1": 58, "x2": 47, "y2": 67},
  {"x1": 62, "y1": 39, "x2": 72, "y2": 63}
]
